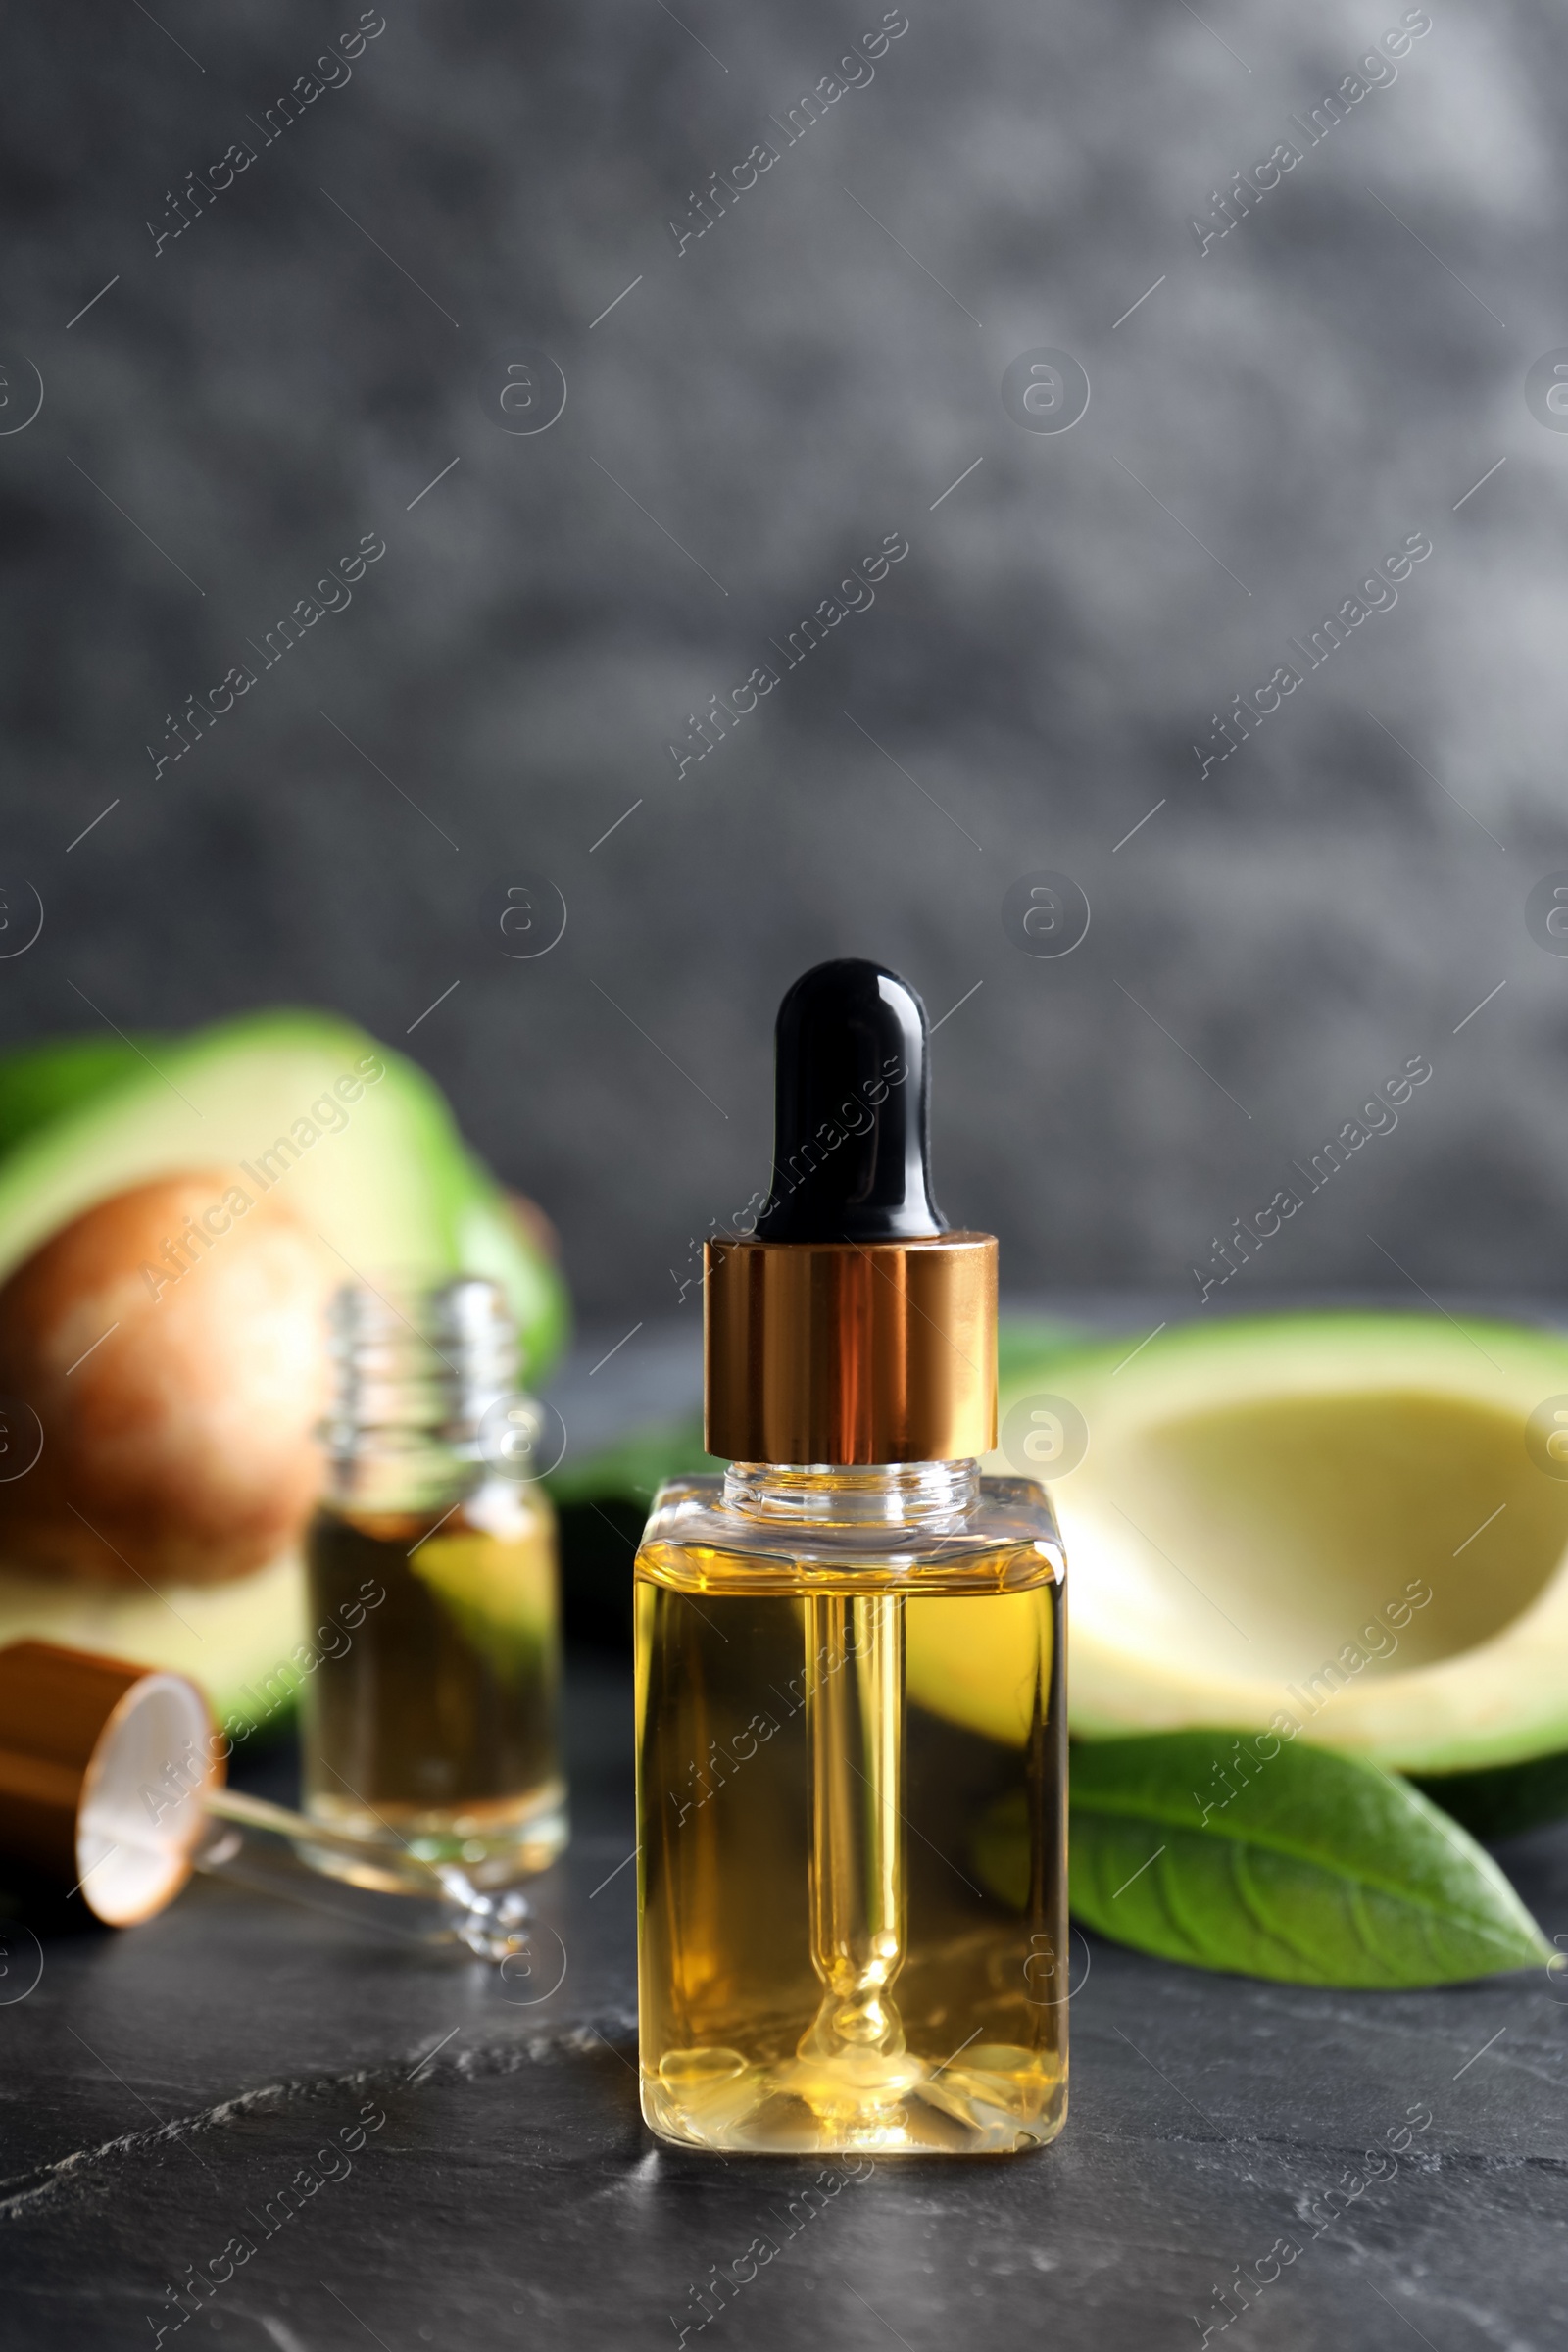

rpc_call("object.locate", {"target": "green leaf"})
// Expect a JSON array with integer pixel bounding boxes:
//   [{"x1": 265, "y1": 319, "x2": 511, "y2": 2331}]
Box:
[
  {"x1": 547, "y1": 1413, "x2": 715, "y2": 1508},
  {"x1": 996, "y1": 1315, "x2": 1090, "y2": 1389},
  {"x1": 1413, "y1": 1746, "x2": 1568, "y2": 1842},
  {"x1": 973, "y1": 1729, "x2": 1551, "y2": 1987}
]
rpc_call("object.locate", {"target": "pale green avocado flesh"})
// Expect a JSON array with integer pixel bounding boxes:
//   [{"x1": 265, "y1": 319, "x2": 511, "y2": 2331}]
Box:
[
  {"x1": 914, "y1": 1312, "x2": 1568, "y2": 1779},
  {"x1": 0, "y1": 1009, "x2": 569, "y2": 1716},
  {"x1": 0, "y1": 1553, "x2": 309, "y2": 1734}
]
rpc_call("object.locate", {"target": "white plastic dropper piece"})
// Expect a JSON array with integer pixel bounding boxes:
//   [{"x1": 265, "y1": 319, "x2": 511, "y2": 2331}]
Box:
[{"x1": 49, "y1": 1647, "x2": 530, "y2": 1957}]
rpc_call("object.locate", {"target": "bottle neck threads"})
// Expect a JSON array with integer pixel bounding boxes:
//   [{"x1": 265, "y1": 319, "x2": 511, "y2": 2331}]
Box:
[
  {"x1": 722, "y1": 1458, "x2": 980, "y2": 1528},
  {"x1": 320, "y1": 1278, "x2": 518, "y2": 1511}
]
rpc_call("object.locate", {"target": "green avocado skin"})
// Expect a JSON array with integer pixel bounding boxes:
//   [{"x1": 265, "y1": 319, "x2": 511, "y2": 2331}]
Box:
[
  {"x1": 0, "y1": 1034, "x2": 158, "y2": 1157},
  {"x1": 1414, "y1": 1750, "x2": 1568, "y2": 1841},
  {"x1": 0, "y1": 1009, "x2": 570, "y2": 1385}
]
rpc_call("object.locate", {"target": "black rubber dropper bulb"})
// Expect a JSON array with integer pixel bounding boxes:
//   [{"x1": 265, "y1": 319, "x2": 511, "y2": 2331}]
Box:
[{"x1": 753, "y1": 959, "x2": 948, "y2": 1245}]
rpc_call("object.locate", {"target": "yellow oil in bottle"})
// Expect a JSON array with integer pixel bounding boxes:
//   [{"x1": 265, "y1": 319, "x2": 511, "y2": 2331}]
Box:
[
  {"x1": 636, "y1": 1492, "x2": 1066, "y2": 2156},
  {"x1": 304, "y1": 1482, "x2": 565, "y2": 1882}
]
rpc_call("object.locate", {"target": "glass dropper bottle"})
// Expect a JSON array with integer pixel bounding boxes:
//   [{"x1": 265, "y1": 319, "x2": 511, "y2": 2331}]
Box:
[{"x1": 633, "y1": 959, "x2": 1068, "y2": 2157}]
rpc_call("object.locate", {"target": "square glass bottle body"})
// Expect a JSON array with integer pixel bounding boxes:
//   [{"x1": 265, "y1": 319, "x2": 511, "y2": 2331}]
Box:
[{"x1": 635, "y1": 1462, "x2": 1067, "y2": 2157}]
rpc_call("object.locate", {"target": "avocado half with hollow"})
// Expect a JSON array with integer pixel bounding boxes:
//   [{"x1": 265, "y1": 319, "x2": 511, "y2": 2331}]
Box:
[
  {"x1": 0, "y1": 1010, "x2": 569, "y2": 1730},
  {"x1": 904, "y1": 1312, "x2": 1568, "y2": 1781}
]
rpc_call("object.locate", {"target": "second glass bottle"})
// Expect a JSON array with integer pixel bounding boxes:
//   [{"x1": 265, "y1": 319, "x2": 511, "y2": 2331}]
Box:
[{"x1": 302, "y1": 1276, "x2": 566, "y2": 1886}]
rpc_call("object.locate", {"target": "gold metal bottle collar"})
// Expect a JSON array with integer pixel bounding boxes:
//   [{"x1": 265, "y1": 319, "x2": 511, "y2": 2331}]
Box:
[{"x1": 704, "y1": 1232, "x2": 998, "y2": 1466}]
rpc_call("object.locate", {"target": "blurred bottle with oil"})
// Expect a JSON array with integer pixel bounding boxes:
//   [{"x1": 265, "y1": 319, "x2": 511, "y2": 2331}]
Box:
[{"x1": 302, "y1": 1278, "x2": 565, "y2": 1886}]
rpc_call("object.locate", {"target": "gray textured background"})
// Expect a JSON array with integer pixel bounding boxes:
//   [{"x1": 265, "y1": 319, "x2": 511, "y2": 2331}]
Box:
[{"x1": 2, "y1": 0, "x2": 1564, "y2": 1322}]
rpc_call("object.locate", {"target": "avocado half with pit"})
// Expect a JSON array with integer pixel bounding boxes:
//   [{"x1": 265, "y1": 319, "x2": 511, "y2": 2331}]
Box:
[
  {"x1": 0, "y1": 1010, "x2": 568, "y2": 1728},
  {"x1": 906, "y1": 1312, "x2": 1568, "y2": 1787}
]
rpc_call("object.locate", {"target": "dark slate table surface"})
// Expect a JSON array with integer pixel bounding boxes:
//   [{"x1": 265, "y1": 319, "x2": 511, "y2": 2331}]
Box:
[{"x1": 4, "y1": 1308, "x2": 1567, "y2": 2351}]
